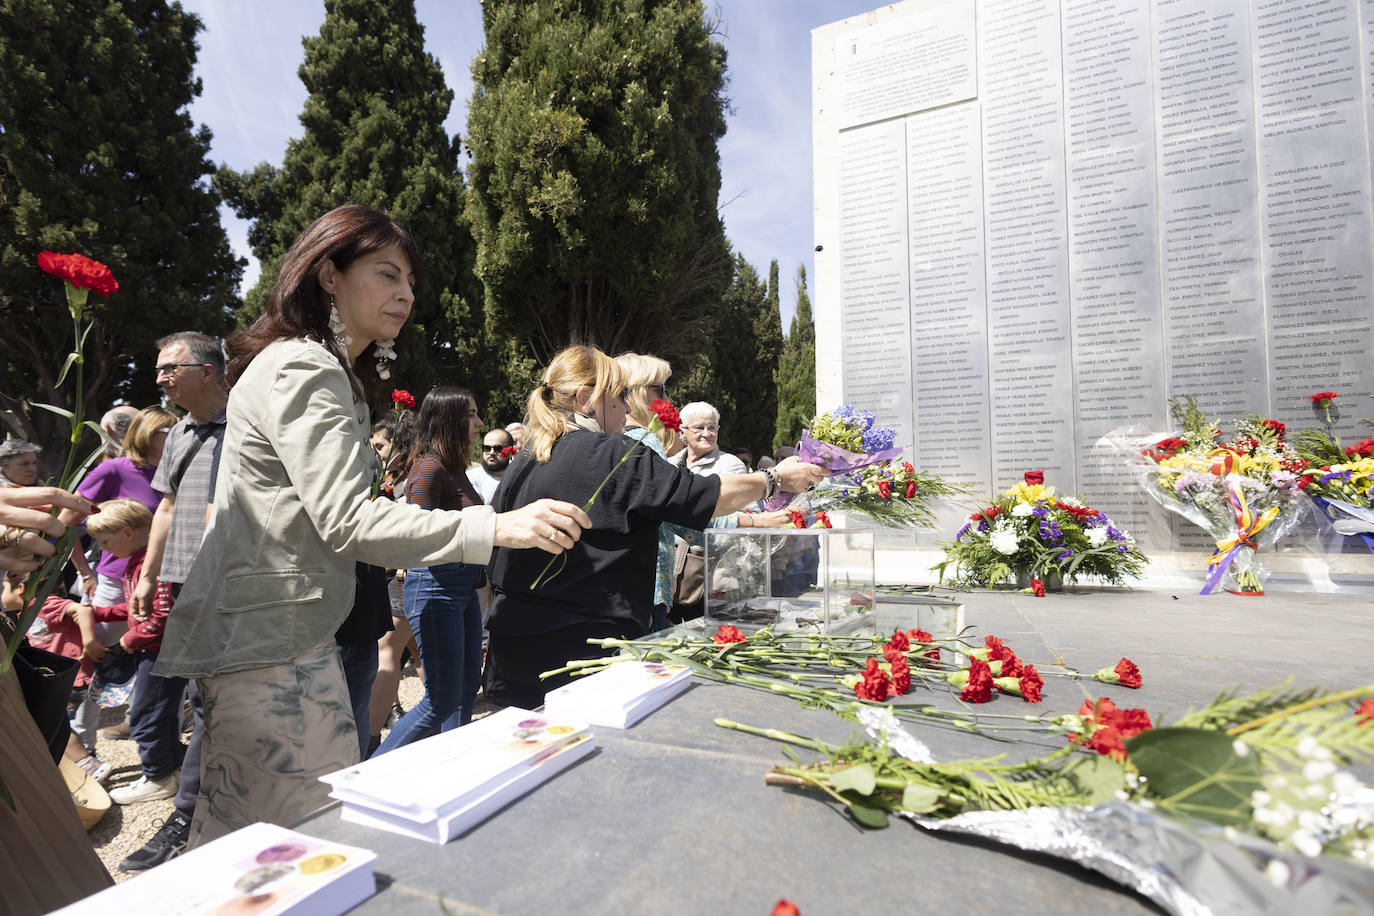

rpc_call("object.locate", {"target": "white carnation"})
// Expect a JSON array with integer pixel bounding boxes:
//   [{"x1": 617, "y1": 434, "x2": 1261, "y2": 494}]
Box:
[
  {"x1": 990, "y1": 528, "x2": 1020, "y2": 555},
  {"x1": 1086, "y1": 526, "x2": 1110, "y2": 548},
  {"x1": 1011, "y1": 502, "x2": 1033, "y2": 517}
]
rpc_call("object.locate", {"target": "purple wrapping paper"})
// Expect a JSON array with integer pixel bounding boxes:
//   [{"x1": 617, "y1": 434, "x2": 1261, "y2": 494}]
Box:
[{"x1": 762, "y1": 432, "x2": 908, "y2": 511}]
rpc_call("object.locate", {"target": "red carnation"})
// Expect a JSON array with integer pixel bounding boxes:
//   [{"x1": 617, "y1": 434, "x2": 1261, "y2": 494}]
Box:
[
  {"x1": 855, "y1": 657, "x2": 891, "y2": 701},
  {"x1": 1355, "y1": 697, "x2": 1374, "y2": 725},
  {"x1": 1020, "y1": 664, "x2": 1043, "y2": 703},
  {"x1": 889, "y1": 630, "x2": 911, "y2": 653},
  {"x1": 787, "y1": 510, "x2": 806, "y2": 529},
  {"x1": 1072, "y1": 697, "x2": 1152, "y2": 760},
  {"x1": 1024, "y1": 470, "x2": 1044, "y2": 486},
  {"x1": 889, "y1": 655, "x2": 911, "y2": 695},
  {"x1": 906, "y1": 627, "x2": 940, "y2": 662},
  {"x1": 1113, "y1": 657, "x2": 1142, "y2": 688},
  {"x1": 904, "y1": 480, "x2": 916, "y2": 499},
  {"x1": 878, "y1": 480, "x2": 892, "y2": 500},
  {"x1": 1311, "y1": 391, "x2": 1339, "y2": 407},
  {"x1": 38, "y1": 250, "x2": 119, "y2": 299},
  {"x1": 814, "y1": 511, "x2": 832, "y2": 529},
  {"x1": 969, "y1": 511, "x2": 985, "y2": 522},
  {"x1": 984, "y1": 505, "x2": 1003, "y2": 519},
  {"x1": 649, "y1": 398, "x2": 682, "y2": 433},
  {"x1": 960, "y1": 659, "x2": 994, "y2": 704},
  {"x1": 1346, "y1": 438, "x2": 1374, "y2": 459},
  {"x1": 772, "y1": 900, "x2": 801, "y2": 916},
  {"x1": 500, "y1": 445, "x2": 518, "y2": 459},
  {"x1": 902, "y1": 461, "x2": 915, "y2": 474},
  {"x1": 391, "y1": 388, "x2": 416, "y2": 409},
  {"x1": 1154, "y1": 437, "x2": 1188, "y2": 454},
  {"x1": 712, "y1": 625, "x2": 746, "y2": 645},
  {"x1": 1031, "y1": 578, "x2": 1046, "y2": 597},
  {"x1": 1261, "y1": 419, "x2": 1285, "y2": 438}
]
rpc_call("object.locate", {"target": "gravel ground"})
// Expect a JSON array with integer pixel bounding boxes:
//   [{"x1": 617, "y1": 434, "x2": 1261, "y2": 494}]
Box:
[{"x1": 86, "y1": 663, "x2": 484, "y2": 881}]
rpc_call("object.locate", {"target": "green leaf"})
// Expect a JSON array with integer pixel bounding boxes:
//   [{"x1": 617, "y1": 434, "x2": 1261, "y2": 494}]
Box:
[
  {"x1": 842, "y1": 792, "x2": 890, "y2": 828},
  {"x1": 1126, "y1": 727, "x2": 1261, "y2": 827},
  {"x1": 1038, "y1": 754, "x2": 1127, "y2": 805},
  {"x1": 828, "y1": 762, "x2": 876, "y2": 796},
  {"x1": 54, "y1": 351, "x2": 80, "y2": 389},
  {"x1": 900, "y1": 782, "x2": 943, "y2": 813},
  {"x1": 29, "y1": 401, "x2": 75, "y2": 422}
]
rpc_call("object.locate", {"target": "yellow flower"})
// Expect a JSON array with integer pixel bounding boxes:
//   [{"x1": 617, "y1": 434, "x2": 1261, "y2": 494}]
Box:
[{"x1": 1004, "y1": 482, "x2": 1055, "y2": 503}]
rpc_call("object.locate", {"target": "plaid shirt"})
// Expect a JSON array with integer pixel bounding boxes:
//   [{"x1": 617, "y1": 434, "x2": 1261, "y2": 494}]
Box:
[{"x1": 151, "y1": 409, "x2": 226, "y2": 583}]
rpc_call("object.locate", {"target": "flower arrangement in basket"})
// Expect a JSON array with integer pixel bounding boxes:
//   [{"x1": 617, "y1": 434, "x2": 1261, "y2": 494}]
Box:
[
  {"x1": 1292, "y1": 391, "x2": 1374, "y2": 551},
  {"x1": 933, "y1": 471, "x2": 1147, "y2": 588},
  {"x1": 769, "y1": 405, "x2": 966, "y2": 527},
  {"x1": 1135, "y1": 395, "x2": 1308, "y2": 595}
]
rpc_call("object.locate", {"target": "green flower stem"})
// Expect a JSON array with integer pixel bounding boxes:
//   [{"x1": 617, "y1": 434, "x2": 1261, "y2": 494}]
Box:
[{"x1": 1226, "y1": 683, "x2": 1374, "y2": 736}]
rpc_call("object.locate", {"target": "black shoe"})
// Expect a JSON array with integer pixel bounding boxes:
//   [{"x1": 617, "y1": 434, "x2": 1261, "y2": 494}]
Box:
[
  {"x1": 366, "y1": 734, "x2": 381, "y2": 759},
  {"x1": 385, "y1": 703, "x2": 404, "y2": 729},
  {"x1": 118, "y1": 810, "x2": 191, "y2": 872}
]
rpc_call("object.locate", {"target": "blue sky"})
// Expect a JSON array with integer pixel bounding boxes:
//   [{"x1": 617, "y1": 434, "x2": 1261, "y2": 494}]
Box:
[{"x1": 179, "y1": 0, "x2": 882, "y2": 324}]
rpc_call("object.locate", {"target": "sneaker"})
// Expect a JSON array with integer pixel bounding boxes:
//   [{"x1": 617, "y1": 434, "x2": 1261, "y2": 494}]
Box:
[
  {"x1": 385, "y1": 703, "x2": 404, "y2": 729},
  {"x1": 118, "y1": 810, "x2": 191, "y2": 872},
  {"x1": 99, "y1": 721, "x2": 132, "y2": 740},
  {"x1": 109, "y1": 771, "x2": 179, "y2": 805},
  {"x1": 74, "y1": 754, "x2": 112, "y2": 785}
]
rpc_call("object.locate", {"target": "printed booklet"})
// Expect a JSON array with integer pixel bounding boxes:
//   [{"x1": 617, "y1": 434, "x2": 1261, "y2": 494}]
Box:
[{"x1": 542, "y1": 660, "x2": 693, "y2": 728}]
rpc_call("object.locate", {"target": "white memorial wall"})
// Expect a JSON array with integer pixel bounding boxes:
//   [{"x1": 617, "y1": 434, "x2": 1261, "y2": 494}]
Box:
[{"x1": 813, "y1": 0, "x2": 1374, "y2": 552}]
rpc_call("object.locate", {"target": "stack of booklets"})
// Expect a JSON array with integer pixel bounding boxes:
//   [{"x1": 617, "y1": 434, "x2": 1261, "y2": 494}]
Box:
[
  {"x1": 543, "y1": 660, "x2": 693, "y2": 728},
  {"x1": 320, "y1": 706, "x2": 595, "y2": 844},
  {"x1": 55, "y1": 823, "x2": 376, "y2": 915}
]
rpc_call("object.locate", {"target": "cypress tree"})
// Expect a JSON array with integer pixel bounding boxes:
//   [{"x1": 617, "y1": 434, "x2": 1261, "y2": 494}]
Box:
[
  {"x1": 465, "y1": 0, "x2": 731, "y2": 365},
  {"x1": 773, "y1": 265, "x2": 816, "y2": 452},
  {"x1": 216, "y1": 0, "x2": 481, "y2": 407},
  {"x1": 0, "y1": 0, "x2": 241, "y2": 456}
]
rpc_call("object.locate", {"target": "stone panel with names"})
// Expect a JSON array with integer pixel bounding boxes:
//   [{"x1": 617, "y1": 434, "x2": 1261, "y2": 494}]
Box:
[
  {"x1": 978, "y1": 0, "x2": 1076, "y2": 494},
  {"x1": 1063, "y1": 0, "x2": 1165, "y2": 547},
  {"x1": 907, "y1": 102, "x2": 993, "y2": 517},
  {"x1": 838, "y1": 2, "x2": 978, "y2": 130},
  {"x1": 1254, "y1": 0, "x2": 1374, "y2": 437},
  {"x1": 838, "y1": 120, "x2": 913, "y2": 446},
  {"x1": 1153, "y1": 0, "x2": 1268, "y2": 427}
]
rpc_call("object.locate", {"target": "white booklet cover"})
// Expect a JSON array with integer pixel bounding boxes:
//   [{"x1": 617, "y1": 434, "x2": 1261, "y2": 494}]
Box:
[
  {"x1": 54, "y1": 823, "x2": 376, "y2": 916},
  {"x1": 338, "y1": 732, "x2": 597, "y2": 843},
  {"x1": 320, "y1": 707, "x2": 590, "y2": 822},
  {"x1": 542, "y1": 661, "x2": 693, "y2": 728}
]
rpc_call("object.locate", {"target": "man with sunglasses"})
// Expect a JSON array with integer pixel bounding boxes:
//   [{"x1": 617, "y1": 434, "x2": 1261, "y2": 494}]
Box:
[{"x1": 467, "y1": 427, "x2": 515, "y2": 503}]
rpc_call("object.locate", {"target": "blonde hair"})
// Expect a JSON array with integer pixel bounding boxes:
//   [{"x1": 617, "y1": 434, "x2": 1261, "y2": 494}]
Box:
[
  {"x1": 123, "y1": 406, "x2": 179, "y2": 468},
  {"x1": 614, "y1": 352, "x2": 673, "y2": 447},
  {"x1": 85, "y1": 497, "x2": 153, "y2": 536},
  {"x1": 524, "y1": 345, "x2": 627, "y2": 462}
]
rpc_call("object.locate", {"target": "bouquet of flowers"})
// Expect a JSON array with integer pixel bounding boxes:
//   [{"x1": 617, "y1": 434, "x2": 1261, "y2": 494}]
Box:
[
  {"x1": 771, "y1": 405, "x2": 966, "y2": 528},
  {"x1": 934, "y1": 471, "x2": 1147, "y2": 588},
  {"x1": 1293, "y1": 390, "x2": 1374, "y2": 551},
  {"x1": 1134, "y1": 395, "x2": 1308, "y2": 595}
]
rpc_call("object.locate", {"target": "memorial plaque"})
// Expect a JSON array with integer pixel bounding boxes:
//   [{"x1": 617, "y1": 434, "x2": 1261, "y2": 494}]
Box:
[
  {"x1": 908, "y1": 102, "x2": 992, "y2": 528},
  {"x1": 1254, "y1": 0, "x2": 1374, "y2": 438},
  {"x1": 1063, "y1": 0, "x2": 1166, "y2": 548},
  {"x1": 978, "y1": 0, "x2": 1076, "y2": 494},
  {"x1": 838, "y1": 2, "x2": 977, "y2": 130},
  {"x1": 838, "y1": 120, "x2": 914, "y2": 446}
]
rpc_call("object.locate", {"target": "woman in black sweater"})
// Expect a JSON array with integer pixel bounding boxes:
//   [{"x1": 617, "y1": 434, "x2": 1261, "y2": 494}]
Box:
[{"x1": 484, "y1": 346, "x2": 826, "y2": 708}]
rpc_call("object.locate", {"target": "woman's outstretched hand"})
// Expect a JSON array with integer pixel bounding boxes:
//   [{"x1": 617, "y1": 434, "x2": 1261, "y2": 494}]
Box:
[{"x1": 493, "y1": 498, "x2": 593, "y2": 555}]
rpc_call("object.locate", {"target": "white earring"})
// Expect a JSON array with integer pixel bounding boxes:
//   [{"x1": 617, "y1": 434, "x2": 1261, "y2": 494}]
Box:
[
  {"x1": 374, "y1": 337, "x2": 397, "y2": 380},
  {"x1": 327, "y1": 295, "x2": 352, "y2": 350}
]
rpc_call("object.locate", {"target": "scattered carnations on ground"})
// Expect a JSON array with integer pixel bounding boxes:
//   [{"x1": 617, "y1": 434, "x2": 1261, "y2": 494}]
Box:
[
  {"x1": 713, "y1": 625, "x2": 747, "y2": 645},
  {"x1": 1068, "y1": 696, "x2": 1153, "y2": 760}
]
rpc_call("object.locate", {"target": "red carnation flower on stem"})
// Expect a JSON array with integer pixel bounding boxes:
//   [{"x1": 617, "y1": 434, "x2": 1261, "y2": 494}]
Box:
[
  {"x1": 1070, "y1": 697, "x2": 1152, "y2": 760},
  {"x1": 1020, "y1": 664, "x2": 1043, "y2": 702},
  {"x1": 906, "y1": 627, "x2": 939, "y2": 661},
  {"x1": 889, "y1": 630, "x2": 911, "y2": 653},
  {"x1": 772, "y1": 900, "x2": 801, "y2": 916},
  {"x1": 1031, "y1": 578, "x2": 1046, "y2": 597},
  {"x1": 877, "y1": 480, "x2": 892, "y2": 500},
  {"x1": 1024, "y1": 470, "x2": 1044, "y2": 486},
  {"x1": 813, "y1": 511, "x2": 832, "y2": 529},
  {"x1": 1311, "y1": 391, "x2": 1339, "y2": 408},
  {"x1": 500, "y1": 445, "x2": 518, "y2": 459},
  {"x1": 391, "y1": 388, "x2": 416, "y2": 409},
  {"x1": 1113, "y1": 657, "x2": 1142, "y2": 688},
  {"x1": 1355, "y1": 697, "x2": 1374, "y2": 725},
  {"x1": 889, "y1": 655, "x2": 911, "y2": 695},
  {"x1": 904, "y1": 480, "x2": 916, "y2": 499},
  {"x1": 1261, "y1": 419, "x2": 1285, "y2": 438},
  {"x1": 787, "y1": 510, "x2": 806, "y2": 529},
  {"x1": 712, "y1": 625, "x2": 746, "y2": 645},
  {"x1": 649, "y1": 398, "x2": 682, "y2": 433},
  {"x1": 960, "y1": 659, "x2": 994, "y2": 703},
  {"x1": 38, "y1": 251, "x2": 119, "y2": 299},
  {"x1": 855, "y1": 657, "x2": 891, "y2": 701}
]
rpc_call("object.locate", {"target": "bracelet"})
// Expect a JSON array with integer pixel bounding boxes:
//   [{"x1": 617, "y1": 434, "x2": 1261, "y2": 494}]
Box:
[{"x1": 761, "y1": 467, "x2": 779, "y2": 500}]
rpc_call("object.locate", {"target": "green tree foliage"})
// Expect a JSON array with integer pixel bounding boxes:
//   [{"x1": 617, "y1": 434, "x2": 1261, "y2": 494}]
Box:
[
  {"x1": 0, "y1": 0, "x2": 241, "y2": 458},
  {"x1": 673, "y1": 252, "x2": 779, "y2": 460},
  {"x1": 216, "y1": 0, "x2": 482, "y2": 408},
  {"x1": 465, "y1": 0, "x2": 731, "y2": 365},
  {"x1": 774, "y1": 265, "x2": 816, "y2": 452}
]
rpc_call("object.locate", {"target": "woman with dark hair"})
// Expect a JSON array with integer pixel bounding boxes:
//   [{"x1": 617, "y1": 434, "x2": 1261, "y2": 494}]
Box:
[
  {"x1": 373, "y1": 387, "x2": 485, "y2": 756},
  {"x1": 154, "y1": 204, "x2": 590, "y2": 844}
]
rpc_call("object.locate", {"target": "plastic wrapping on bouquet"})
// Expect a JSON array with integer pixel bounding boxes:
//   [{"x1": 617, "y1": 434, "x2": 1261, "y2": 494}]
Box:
[
  {"x1": 1310, "y1": 495, "x2": 1374, "y2": 553},
  {"x1": 762, "y1": 432, "x2": 907, "y2": 512}
]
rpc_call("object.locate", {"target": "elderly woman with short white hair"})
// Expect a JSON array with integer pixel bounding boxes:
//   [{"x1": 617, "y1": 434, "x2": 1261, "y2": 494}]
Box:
[
  {"x1": 672, "y1": 402, "x2": 747, "y2": 477},
  {"x1": 0, "y1": 439, "x2": 41, "y2": 488}
]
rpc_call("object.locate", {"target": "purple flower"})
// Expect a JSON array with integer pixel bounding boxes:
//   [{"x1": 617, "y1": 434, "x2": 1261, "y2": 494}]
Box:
[
  {"x1": 977, "y1": 520, "x2": 989, "y2": 533},
  {"x1": 1031, "y1": 504, "x2": 1049, "y2": 518},
  {"x1": 1321, "y1": 470, "x2": 1353, "y2": 484},
  {"x1": 1107, "y1": 526, "x2": 1125, "y2": 542},
  {"x1": 1038, "y1": 520, "x2": 1063, "y2": 545},
  {"x1": 1057, "y1": 548, "x2": 1075, "y2": 562},
  {"x1": 956, "y1": 523, "x2": 971, "y2": 541},
  {"x1": 1116, "y1": 544, "x2": 1129, "y2": 553},
  {"x1": 862, "y1": 425, "x2": 896, "y2": 453},
  {"x1": 1090, "y1": 513, "x2": 1110, "y2": 526}
]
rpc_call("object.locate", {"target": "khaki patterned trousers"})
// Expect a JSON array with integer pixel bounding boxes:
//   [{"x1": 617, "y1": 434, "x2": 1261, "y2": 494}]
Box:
[{"x1": 189, "y1": 643, "x2": 359, "y2": 847}]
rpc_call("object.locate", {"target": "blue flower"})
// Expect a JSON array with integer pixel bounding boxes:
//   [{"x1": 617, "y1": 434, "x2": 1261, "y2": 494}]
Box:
[
  {"x1": 1057, "y1": 548, "x2": 1075, "y2": 562},
  {"x1": 1116, "y1": 544, "x2": 1129, "y2": 553},
  {"x1": 977, "y1": 521, "x2": 989, "y2": 533},
  {"x1": 1031, "y1": 504, "x2": 1049, "y2": 518},
  {"x1": 862, "y1": 425, "x2": 896, "y2": 452},
  {"x1": 1038, "y1": 520, "x2": 1063, "y2": 545},
  {"x1": 1107, "y1": 526, "x2": 1125, "y2": 542},
  {"x1": 956, "y1": 523, "x2": 971, "y2": 541},
  {"x1": 1321, "y1": 470, "x2": 1353, "y2": 484},
  {"x1": 1090, "y1": 513, "x2": 1109, "y2": 526}
]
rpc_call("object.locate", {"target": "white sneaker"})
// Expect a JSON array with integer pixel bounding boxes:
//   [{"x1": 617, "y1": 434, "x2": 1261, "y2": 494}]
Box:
[{"x1": 110, "y1": 771, "x2": 179, "y2": 805}]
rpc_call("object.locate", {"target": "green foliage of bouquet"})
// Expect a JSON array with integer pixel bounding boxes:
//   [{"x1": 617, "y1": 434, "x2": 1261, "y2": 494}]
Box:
[{"x1": 934, "y1": 471, "x2": 1147, "y2": 588}]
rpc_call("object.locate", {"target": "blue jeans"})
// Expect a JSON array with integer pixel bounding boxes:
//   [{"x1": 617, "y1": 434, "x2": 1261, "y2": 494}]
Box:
[
  {"x1": 375, "y1": 563, "x2": 483, "y2": 754},
  {"x1": 129, "y1": 651, "x2": 187, "y2": 780},
  {"x1": 338, "y1": 642, "x2": 379, "y2": 759}
]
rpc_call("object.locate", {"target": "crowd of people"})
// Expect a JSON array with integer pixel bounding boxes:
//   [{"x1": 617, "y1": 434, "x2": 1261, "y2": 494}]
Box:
[{"x1": 0, "y1": 204, "x2": 825, "y2": 891}]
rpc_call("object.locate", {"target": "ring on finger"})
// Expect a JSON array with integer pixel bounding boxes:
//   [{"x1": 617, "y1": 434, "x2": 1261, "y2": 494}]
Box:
[
  {"x1": 547, "y1": 527, "x2": 559, "y2": 541},
  {"x1": 0, "y1": 528, "x2": 21, "y2": 550}
]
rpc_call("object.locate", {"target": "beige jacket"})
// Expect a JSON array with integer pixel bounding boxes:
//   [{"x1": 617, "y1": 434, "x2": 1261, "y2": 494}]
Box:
[{"x1": 156, "y1": 339, "x2": 495, "y2": 678}]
